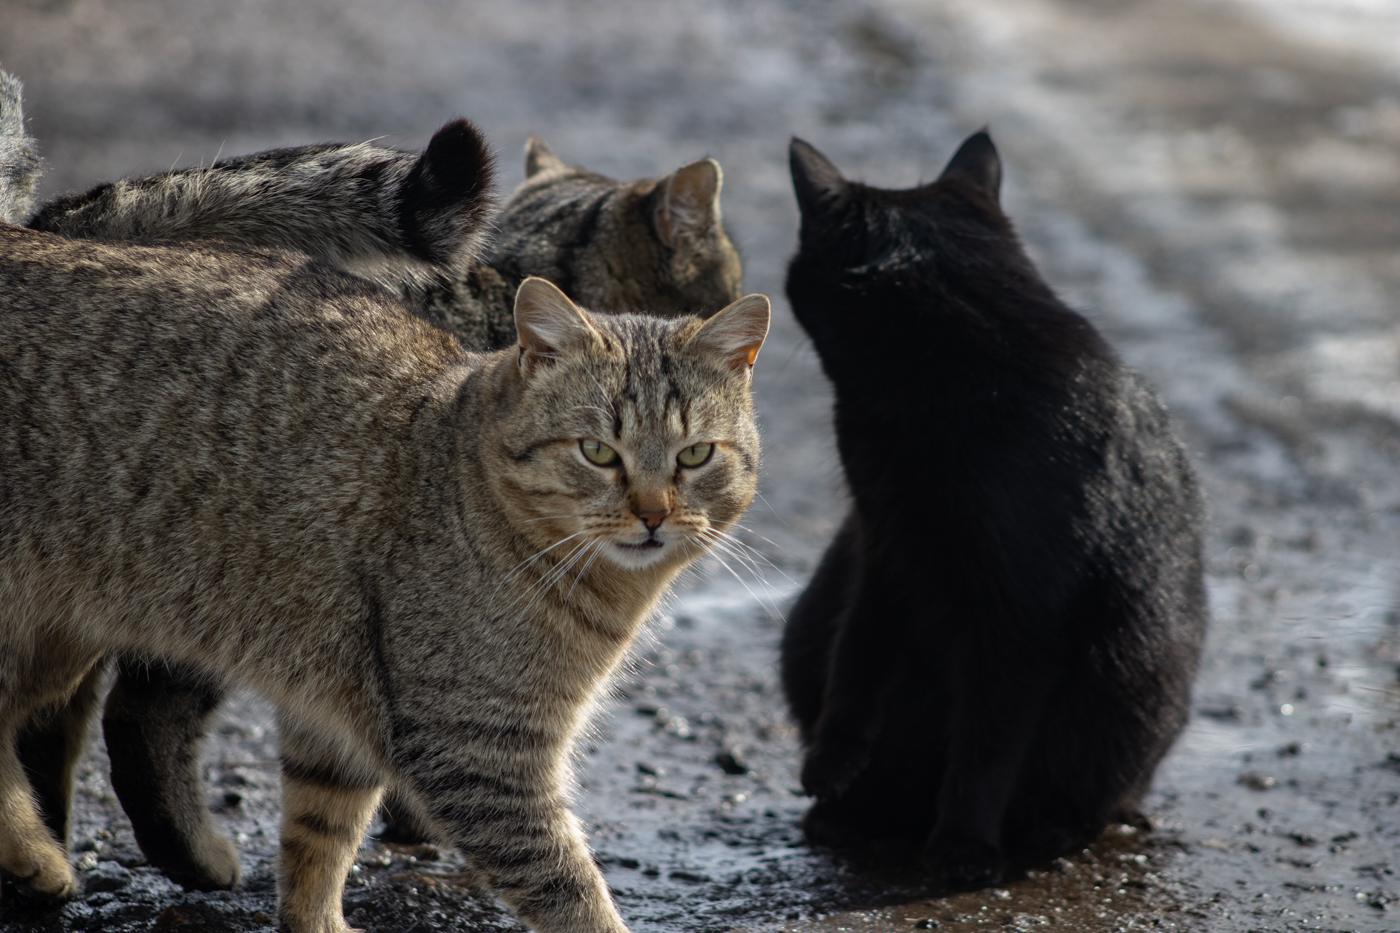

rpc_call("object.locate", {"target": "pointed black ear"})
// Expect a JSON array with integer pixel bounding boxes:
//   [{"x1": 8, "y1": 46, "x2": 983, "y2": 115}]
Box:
[
  {"x1": 789, "y1": 137, "x2": 848, "y2": 219},
  {"x1": 937, "y1": 130, "x2": 1001, "y2": 202},
  {"x1": 398, "y1": 118, "x2": 496, "y2": 265}
]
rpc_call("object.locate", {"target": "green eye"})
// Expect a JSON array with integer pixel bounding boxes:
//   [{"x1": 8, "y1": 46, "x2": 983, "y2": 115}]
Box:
[
  {"x1": 580, "y1": 439, "x2": 620, "y2": 466},
  {"x1": 677, "y1": 443, "x2": 714, "y2": 468}
]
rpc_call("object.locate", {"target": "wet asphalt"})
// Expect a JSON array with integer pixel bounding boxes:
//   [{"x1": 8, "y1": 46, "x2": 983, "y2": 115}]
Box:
[{"x1": 1, "y1": 1, "x2": 1399, "y2": 931}]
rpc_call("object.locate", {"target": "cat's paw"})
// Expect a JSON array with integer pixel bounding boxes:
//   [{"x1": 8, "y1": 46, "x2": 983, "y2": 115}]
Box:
[
  {"x1": 799, "y1": 741, "x2": 868, "y2": 800},
  {"x1": 924, "y1": 832, "x2": 1004, "y2": 891},
  {"x1": 0, "y1": 842, "x2": 79, "y2": 904},
  {"x1": 800, "y1": 801, "x2": 860, "y2": 849},
  {"x1": 167, "y1": 827, "x2": 241, "y2": 891},
  {"x1": 1019, "y1": 823, "x2": 1086, "y2": 864}
]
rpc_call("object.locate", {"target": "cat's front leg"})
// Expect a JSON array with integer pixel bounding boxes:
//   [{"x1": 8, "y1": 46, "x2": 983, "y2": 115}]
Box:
[
  {"x1": 276, "y1": 723, "x2": 385, "y2": 933},
  {"x1": 799, "y1": 572, "x2": 902, "y2": 801},
  {"x1": 403, "y1": 746, "x2": 629, "y2": 933}
]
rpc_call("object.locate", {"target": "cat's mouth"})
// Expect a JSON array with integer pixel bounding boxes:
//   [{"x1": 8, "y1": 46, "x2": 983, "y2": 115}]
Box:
[{"x1": 608, "y1": 535, "x2": 669, "y2": 568}]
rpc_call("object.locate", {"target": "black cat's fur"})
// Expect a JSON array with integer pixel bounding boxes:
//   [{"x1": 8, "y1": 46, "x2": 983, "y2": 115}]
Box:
[{"x1": 781, "y1": 132, "x2": 1207, "y2": 888}]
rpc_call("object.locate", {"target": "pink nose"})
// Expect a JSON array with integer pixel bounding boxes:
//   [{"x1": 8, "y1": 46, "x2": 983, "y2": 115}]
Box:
[{"x1": 635, "y1": 508, "x2": 669, "y2": 531}]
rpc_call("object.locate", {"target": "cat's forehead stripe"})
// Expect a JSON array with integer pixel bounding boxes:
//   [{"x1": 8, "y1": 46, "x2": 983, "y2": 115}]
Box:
[{"x1": 594, "y1": 317, "x2": 694, "y2": 457}]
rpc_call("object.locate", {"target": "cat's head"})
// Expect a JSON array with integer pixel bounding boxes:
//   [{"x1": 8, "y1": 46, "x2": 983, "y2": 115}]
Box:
[
  {"x1": 488, "y1": 138, "x2": 743, "y2": 320},
  {"x1": 785, "y1": 131, "x2": 1051, "y2": 364},
  {"x1": 481, "y1": 277, "x2": 768, "y2": 576}
]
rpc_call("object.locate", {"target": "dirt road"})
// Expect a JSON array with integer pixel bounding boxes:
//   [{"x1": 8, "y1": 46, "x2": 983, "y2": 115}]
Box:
[{"x1": 1, "y1": 0, "x2": 1398, "y2": 930}]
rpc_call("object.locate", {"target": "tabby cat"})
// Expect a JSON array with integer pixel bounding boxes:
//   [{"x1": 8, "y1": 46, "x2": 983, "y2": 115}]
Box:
[
  {"x1": 28, "y1": 119, "x2": 495, "y2": 313},
  {"x1": 30, "y1": 134, "x2": 743, "y2": 349},
  {"x1": 781, "y1": 132, "x2": 1207, "y2": 887},
  {"x1": 0, "y1": 222, "x2": 770, "y2": 933},
  {"x1": 27, "y1": 127, "x2": 746, "y2": 877},
  {"x1": 17, "y1": 116, "x2": 500, "y2": 889}
]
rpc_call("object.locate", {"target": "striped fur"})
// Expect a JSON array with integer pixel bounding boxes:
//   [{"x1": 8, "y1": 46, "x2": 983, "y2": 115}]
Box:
[
  {"x1": 23, "y1": 123, "x2": 747, "y2": 877},
  {"x1": 450, "y1": 136, "x2": 744, "y2": 346},
  {"x1": 28, "y1": 134, "x2": 742, "y2": 353},
  {"x1": 0, "y1": 69, "x2": 42, "y2": 225},
  {"x1": 0, "y1": 227, "x2": 769, "y2": 933},
  {"x1": 29, "y1": 118, "x2": 496, "y2": 305}
]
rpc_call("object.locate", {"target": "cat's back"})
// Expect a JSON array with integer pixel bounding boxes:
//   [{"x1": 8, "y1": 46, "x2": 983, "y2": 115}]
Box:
[
  {"x1": 0, "y1": 225, "x2": 477, "y2": 676},
  {"x1": 1, "y1": 224, "x2": 463, "y2": 380},
  {"x1": 0, "y1": 225, "x2": 469, "y2": 544}
]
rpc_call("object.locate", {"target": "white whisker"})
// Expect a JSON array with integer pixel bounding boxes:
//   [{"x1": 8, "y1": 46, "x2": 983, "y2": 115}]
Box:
[
  {"x1": 695, "y1": 527, "x2": 788, "y2": 619},
  {"x1": 697, "y1": 541, "x2": 785, "y2": 619},
  {"x1": 494, "y1": 529, "x2": 591, "y2": 596},
  {"x1": 565, "y1": 539, "x2": 607, "y2": 604}
]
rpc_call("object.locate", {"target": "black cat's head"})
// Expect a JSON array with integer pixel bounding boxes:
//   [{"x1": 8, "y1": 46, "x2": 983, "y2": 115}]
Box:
[{"x1": 785, "y1": 131, "x2": 1050, "y2": 368}]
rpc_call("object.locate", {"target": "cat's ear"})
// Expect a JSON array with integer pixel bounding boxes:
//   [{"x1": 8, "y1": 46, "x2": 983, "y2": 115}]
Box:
[
  {"x1": 936, "y1": 129, "x2": 1001, "y2": 202},
  {"x1": 789, "y1": 138, "x2": 848, "y2": 221},
  {"x1": 398, "y1": 118, "x2": 496, "y2": 265},
  {"x1": 656, "y1": 157, "x2": 722, "y2": 247},
  {"x1": 514, "y1": 277, "x2": 602, "y2": 369},
  {"x1": 524, "y1": 136, "x2": 567, "y2": 179},
  {"x1": 686, "y1": 294, "x2": 770, "y2": 372}
]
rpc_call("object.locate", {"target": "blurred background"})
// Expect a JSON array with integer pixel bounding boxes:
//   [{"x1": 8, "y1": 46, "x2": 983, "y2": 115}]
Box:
[{"x1": 3, "y1": 1, "x2": 1400, "y2": 931}]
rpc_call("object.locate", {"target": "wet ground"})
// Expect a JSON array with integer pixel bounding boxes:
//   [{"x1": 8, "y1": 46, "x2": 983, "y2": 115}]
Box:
[{"x1": 2, "y1": 0, "x2": 1399, "y2": 930}]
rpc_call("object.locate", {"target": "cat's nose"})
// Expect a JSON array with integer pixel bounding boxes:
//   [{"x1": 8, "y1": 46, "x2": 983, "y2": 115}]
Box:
[
  {"x1": 632, "y1": 491, "x2": 671, "y2": 530},
  {"x1": 634, "y1": 507, "x2": 669, "y2": 531}
]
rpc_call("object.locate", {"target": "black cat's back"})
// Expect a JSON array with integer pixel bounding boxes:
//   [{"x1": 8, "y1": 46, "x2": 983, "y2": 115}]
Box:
[{"x1": 781, "y1": 132, "x2": 1206, "y2": 885}]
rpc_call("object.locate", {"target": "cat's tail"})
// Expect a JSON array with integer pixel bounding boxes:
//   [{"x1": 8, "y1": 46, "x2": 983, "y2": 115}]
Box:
[
  {"x1": 0, "y1": 68, "x2": 43, "y2": 226},
  {"x1": 27, "y1": 118, "x2": 496, "y2": 295}
]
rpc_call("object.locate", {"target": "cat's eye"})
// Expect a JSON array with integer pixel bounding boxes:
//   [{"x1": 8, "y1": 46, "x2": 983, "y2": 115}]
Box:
[
  {"x1": 580, "y1": 439, "x2": 620, "y2": 467},
  {"x1": 676, "y1": 443, "x2": 714, "y2": 468}
]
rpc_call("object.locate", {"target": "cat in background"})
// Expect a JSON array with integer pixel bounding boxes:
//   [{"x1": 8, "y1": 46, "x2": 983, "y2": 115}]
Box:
[
  {"x1": 28, "y1": 119, "x2": 495, "y2": 317},
  {"x1": 25, "y1": 126, "x2": 746, "y2": 883},
  {"x1": 30, "y1": 134, "x2": 742, "y2": 349},
  {"x1": 0, "y1": 217, "x2": 771, "y2": 933},
  {"x1": 472, "y1": 136, "x2": 742, "y2": 340},
  {"x1": 781, "y1": 132, "x2": 1207, "y2": 887}
]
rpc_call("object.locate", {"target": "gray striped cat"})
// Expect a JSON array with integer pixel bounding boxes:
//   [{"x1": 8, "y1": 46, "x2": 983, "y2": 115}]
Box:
[
  {"x1": 18, "y1": 116, "x2": 501, "y2": 889},
  {"x1": 26, "y1": 126, "x2": 745, "y2": 879},
  {"x1": 0, "y1": 223, "x2": 770, "y2": 933},
  {"x1": 30, "y1": 134, "x2": 743, "y2": 349}
]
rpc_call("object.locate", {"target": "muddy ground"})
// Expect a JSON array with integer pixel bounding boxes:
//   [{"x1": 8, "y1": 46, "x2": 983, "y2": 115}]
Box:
[{"x1": 2, "y1": 0, "x2": 1399, "y2": 930}]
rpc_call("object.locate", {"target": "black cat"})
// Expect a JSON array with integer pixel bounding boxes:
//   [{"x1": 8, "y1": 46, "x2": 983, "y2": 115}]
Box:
[{"x1": 781, "y1": 132, "x2": 1207, "y2": 888}]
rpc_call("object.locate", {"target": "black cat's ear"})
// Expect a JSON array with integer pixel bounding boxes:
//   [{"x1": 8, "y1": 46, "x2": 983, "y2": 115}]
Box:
[
  {"x1": 789, "y1": 138, "x2": 848, "y2": 220},
  {"x1": 524, "y1": 136, "x2": 567, "y2": 179},
  {"x1": 514, "y1": 277, "x2": 602, "y2": 370},
  {"x1": 398, "y1": 118, "x2": 496, "y2": 266},
  {"x1": 656, "y1": 157, "x2": 723, "y2": 247},
  {"x1": 937, "y1": 129, "x2": 1001, "y2": 202},
  {"x1": 686, "y1": 293, "x2": 770, "y2": 373}
]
